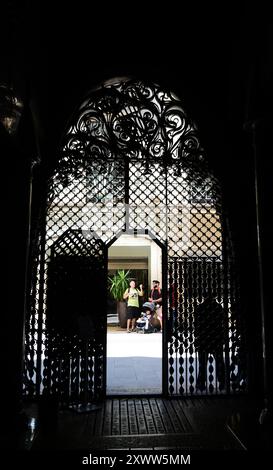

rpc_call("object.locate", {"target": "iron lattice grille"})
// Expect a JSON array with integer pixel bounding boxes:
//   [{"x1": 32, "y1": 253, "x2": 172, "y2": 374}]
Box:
[
  {"x1": 44, "y1": 230, "x2": 106, "y2": 403},
  {"x1": 128, "y1": 158, "x2": 246, "y2": 394},
  {"x1": 168, "y1": 259, "x2": 226, "y2": 395},
  {"x1": 24, "y1": 156, "x2": 126, "y2": 402},
  {"x1": 24, "y1": 78, "x2": 247, "y2": 400}
]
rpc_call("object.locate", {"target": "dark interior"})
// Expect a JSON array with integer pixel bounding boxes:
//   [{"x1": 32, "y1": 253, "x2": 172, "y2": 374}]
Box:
[{"x1": 4, "y1": 1, "x2": 272, "y2": 459}]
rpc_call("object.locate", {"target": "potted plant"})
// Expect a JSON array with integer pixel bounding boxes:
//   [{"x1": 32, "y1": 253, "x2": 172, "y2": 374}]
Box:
[{"x1": 108, "y1": 270, "x2": 130, "y2": 328}]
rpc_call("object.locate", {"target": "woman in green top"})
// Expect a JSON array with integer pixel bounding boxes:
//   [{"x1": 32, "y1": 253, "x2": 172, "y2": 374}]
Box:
[{"x1": 123, "y1": 280, "x2": 144, "y2": 332}]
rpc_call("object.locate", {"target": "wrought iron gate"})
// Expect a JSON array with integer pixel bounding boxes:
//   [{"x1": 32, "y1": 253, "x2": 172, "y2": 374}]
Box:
[
  {"x1": 45, "y1": 229, "x2": 106, "y2": 402},
  {"x1": 24, "y1": 228, "x2": 107, "y2": 403},
  {"x1": 24, "y1": 78, "x2": 247, "y2": 402}
]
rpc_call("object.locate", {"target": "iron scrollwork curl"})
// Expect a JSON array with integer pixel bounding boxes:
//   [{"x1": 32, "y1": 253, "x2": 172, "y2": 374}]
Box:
[{"x1": 57, "y1": 79, "x2": 204, "y2": 183}]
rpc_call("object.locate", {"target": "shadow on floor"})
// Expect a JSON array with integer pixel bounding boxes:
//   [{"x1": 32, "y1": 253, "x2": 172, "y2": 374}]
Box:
[{"x1": 6, "y1": 396, "x2": 270, "y2": 453}]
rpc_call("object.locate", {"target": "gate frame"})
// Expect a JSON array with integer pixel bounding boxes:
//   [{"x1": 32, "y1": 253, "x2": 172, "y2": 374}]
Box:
[{"x1": 106, "y1": 227, "x2": 168, "y2": 397}]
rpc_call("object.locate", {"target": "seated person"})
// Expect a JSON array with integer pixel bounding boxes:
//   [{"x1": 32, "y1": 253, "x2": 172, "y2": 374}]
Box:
[{"x1": 136, "y1": 302, "x2": 160, "y2": 333}]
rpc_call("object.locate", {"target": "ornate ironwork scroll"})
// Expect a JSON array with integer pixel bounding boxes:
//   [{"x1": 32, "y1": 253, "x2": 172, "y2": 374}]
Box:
[{"x1": 24, "y1": 78, "x2": 247, "y2": 401}]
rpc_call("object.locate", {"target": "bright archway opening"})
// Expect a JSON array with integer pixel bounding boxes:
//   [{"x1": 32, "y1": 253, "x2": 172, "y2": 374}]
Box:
[{"x1": 107, "y1": 233, "x2": 163, "y2": 395}]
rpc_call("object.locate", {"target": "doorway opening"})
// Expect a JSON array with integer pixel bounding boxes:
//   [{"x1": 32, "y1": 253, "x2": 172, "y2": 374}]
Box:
[
  {"x1": 107, "y1": 233, "x2": 163, "y2": 395},
  {"x1": 23, "y1": 77, "x2": 247, "y2": 405}
]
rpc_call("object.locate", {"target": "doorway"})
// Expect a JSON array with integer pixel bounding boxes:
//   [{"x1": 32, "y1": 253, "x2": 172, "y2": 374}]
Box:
[
  {"x1": 23, "y1": 77, "x2": 247, "y2": 404},
  {"x1": 106, "y1": 233, "x2": 163, "y2": 395}
]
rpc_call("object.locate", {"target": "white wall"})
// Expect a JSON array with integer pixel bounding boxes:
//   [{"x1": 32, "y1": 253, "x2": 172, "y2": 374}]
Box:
[{"x1": 108, "y1": 234, "x2": 162, "y2": 287}]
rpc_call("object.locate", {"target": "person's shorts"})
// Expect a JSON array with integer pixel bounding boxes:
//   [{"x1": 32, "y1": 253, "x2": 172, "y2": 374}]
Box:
[
  {"x1": 156, "y1": 306, "x2": 162, "y2": 320},
  {"x1": 127, "y1": 306, "x2": 139, "y2": 319}
]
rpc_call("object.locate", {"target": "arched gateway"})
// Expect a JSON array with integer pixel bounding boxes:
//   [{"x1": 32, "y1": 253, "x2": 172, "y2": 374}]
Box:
[{"x1": 24, "y1": 78, "x2": 247, "y2": 403}]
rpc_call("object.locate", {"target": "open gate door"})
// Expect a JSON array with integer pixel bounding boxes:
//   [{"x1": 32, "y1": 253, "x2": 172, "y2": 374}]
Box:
[{"x1": 45, "y1": 229, "x2": 107, "y2": 405}]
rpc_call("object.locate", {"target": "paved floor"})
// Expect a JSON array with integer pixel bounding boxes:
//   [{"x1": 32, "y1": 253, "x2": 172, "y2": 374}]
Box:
[
  {"x1": 24, "y1": 397, "x2": 253, "y2": 451},
  {"x1": 106, "y1": 329, "x2": 225, "y2": 395},
  {"x1": 107, "y1": 331, "x2": 162, "y2": 394}
]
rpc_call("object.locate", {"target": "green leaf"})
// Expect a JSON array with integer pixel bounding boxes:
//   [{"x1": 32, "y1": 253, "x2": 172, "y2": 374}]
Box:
[{"x1": 108, "y1": 269, "x2": 131, "y2": 301}]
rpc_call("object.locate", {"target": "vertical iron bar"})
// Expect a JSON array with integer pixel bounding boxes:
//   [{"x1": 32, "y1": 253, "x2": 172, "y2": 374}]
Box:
[
  {"x1": 125, "y1": 155, "x2": 130, "y2": 231},
  {"x1": 163, "y1": 163, "x2": 169, "y2": 396},
  {"x1": 221, "y1": 213, "x2": 231, "y2": 395},
  {"x1": 162, "y1": 245, "x2": 169, "y2": 396},
  {"x1": 251, "y1": 123, "x2": 269, "y2": 421},
  {"x1": 102, "y1": 245, "x2": 108, "y2": 399},
  {"x1": 23, "y1": 160, "x2": 37, "y2": 397},
  {"x1": 35, "y1": 201, "x2": 48, "y2": 396}
]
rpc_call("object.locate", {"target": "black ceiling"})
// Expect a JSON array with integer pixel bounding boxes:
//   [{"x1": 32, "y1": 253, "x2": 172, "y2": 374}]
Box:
[{"x1": 3, "y1": 1, "x2": 273, "y2": 162}]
